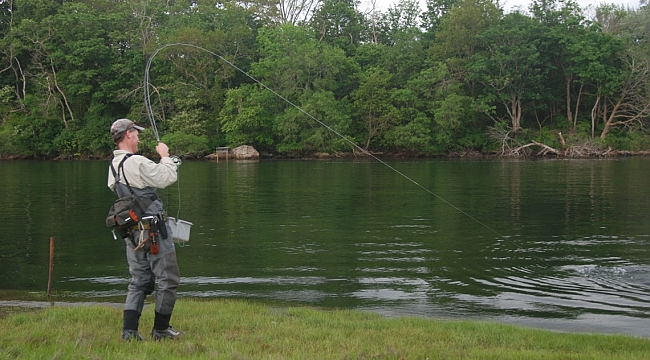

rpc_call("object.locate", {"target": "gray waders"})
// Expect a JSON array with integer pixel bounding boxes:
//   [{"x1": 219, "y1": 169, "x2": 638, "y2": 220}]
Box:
[{"x1": 114, "y1": 182, "x2": 180, "y2": 331}]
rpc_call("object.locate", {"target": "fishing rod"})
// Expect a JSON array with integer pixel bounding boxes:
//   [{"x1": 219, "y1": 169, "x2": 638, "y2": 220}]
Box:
[{"x1": 143, "y1": 43, "x2": 539, "y2": 263}]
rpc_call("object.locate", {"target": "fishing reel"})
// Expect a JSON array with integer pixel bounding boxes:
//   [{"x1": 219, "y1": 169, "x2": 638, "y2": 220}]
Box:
[{"x1": 170, "y1": 155, "x2": 182, "y2": 166}]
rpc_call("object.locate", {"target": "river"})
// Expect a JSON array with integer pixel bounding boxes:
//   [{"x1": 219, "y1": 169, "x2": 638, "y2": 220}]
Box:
[{"x1": 1, "y1": 158, "x2": 649, "y2": 337}]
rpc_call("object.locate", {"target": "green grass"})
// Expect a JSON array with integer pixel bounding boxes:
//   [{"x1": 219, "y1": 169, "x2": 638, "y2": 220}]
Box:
[{"x1": 1, "y1": 298, "x2": 650, "y2": 359}]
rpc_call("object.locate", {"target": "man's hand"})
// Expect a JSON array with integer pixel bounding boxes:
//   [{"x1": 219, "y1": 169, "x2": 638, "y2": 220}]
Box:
[{"x1": 156, "y1": 142, "x2": 170, "y2": 158}]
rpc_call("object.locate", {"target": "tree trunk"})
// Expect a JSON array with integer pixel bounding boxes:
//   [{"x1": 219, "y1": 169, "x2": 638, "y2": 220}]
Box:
[
  {"x1": 566, "y1": 74, "x2": 573, "y2": 129},
  {"x1": 573, "y1": 82, "x2": 583, "y2": 130},
  {"x1": 504, "y1": 94, "x2": 522, "y2": 132},
  {"x1": 600, "y1": 98, "x2": 623, "y2": 139},
  {"x1": 590, "y1": 93, "x2": 600, "y2": 139}
]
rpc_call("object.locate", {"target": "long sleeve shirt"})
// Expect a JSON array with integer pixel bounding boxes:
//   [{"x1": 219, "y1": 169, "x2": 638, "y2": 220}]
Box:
[{"x1": 107, "y1": 150, "x2": 178, "y2": 192}]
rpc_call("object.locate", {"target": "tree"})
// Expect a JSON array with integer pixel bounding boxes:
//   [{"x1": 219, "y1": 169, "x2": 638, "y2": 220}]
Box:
[
  {"x1": 382, "y1": 88, "x2": 432, "y2": 152},
  {"x1": 374, "y1": 0, "x2": 425, "y2": 86},
  {"x1": 220, "y1": 84, "x2": 277, "y2": 148},
  {"x1": 429, "y1": 0, "x2": 501, "y2": 95},
  {"x1": 530, "y1": 0, "x2": 587, "y2": 130},
  {"x1": 566, "y1": 24, "x2": 624, "y2": 138},
  {"x1": 427, "y1": 63, "x2": 475, "y2": 150},
  {"x1": 376, "y1": 0, "x2": 422, "y2": 46},
  {"x1": 421, "y1": 0, "x2": 457, "y2": 37},
  {"x1": 275, "y1": 0, "x2": 321, "y2": 24},
  {"x1": 226, "y1": 24, "x2": 358, "y2": 153},
  {"x1": 382, "y1": 60, "x2": 473, "y2": 153},
  {"x1": 589, "y1": 3, "x2": 628, "y2": 34},
  {"x1": 0, "y1": 0, "x2": 25, "y2": 111},
  {"x1": 351, "y1": 66, "x2": 395, "y2": 150},
  {"x1": 310, "y1": 0, "x2": 366, "y2": 56},
  {"x1": 595, "y1": 5, "x2": 650, "y2": 139},
  {"x1": 274, "y1": 90, "x2": 353, "y2": 152},
  {"x1": 468, "y1": 12, "x2": 545, "y2": 133},
  {"x1": 598, "y1": 54, "x2": 650, "y2": 139},
  {"x1": 7, "y1": 2, "x2": 132, "y2": 156}
]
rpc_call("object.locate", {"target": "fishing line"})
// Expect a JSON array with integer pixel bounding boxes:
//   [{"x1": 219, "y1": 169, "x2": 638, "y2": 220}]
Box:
[
  {"x1": 144, "y1": 43, "x2": 541, "y2": 263},
  {"x1": 144, "y1": 48, "x2": 183, "y2": 226}
]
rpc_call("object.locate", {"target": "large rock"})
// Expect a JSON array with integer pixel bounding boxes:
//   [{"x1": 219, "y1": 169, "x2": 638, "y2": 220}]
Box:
[{"x1": 231, "y1": 145, "x2": 259, "y2": 160}]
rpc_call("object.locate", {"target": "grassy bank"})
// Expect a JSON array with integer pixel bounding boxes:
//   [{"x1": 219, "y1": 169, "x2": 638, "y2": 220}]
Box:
[{"x1": 1, "y1": 299, "x2": 649, "y2": 359}]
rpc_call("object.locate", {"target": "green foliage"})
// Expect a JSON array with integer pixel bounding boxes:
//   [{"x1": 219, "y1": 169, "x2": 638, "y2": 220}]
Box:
[
  {"x1": 219, "y1": 84, "x2": 276, "y2": 149},
  {"x1": 604, "y1": 129, "x2": 650, "y2": 151},
  {"x1": 468, "y1": 12, "x2": 545, "y2": 132},
  {"x1": 351, "y1": 66, "x2": 396, "y2": 150},
  {"x1": 52, "y1": 128, "x2": 78, "y2": 156},
  {"x1": 161, "y1": 132, "x2": 210, "y2": 157},
  {"x1": 274, "y1": 90, "x2": 353, "y2": 153},
  {"x1": 166, "y1": 91, "x2": 205, "y2": 136},
  {"x1": 310, "y1": 0, "x2": 366, "y2": 56},
  {"x1": 384, "y1": 110, "x2": 432, "y2": 152},
  {"x1": 136, "y1": 129, "x2": 160, "y2": 158},
  {"x1": 76, "y1": 110, "x2": 115, "y2": 157},
  {"x1": 429, "y1": 0, "x2": 501, "y2": 67},
  {"x1": 536, "y1": 127, "x2": 562, "y2": 149},
  {"x1": 0, "y1": 127, "x2": 19, "y2": 157},
  {"x1": 432, "y1": 93, "x2": 474, "y2": 150},
  {"x1": 457, "y1": 128, "x2": 493, "y2": 152},
  {"x1": 422, "y1": 0, "x2": 457, "y2": 35},
  {"x1": 0, "y1": 0, "x2": 648, "y2": 158},
  {"x1": 354, "y1": 43, "x2": 389, "y2": 70},
  {"x1": 0, "y1": 85, "x2": 15, "y2": 126}
]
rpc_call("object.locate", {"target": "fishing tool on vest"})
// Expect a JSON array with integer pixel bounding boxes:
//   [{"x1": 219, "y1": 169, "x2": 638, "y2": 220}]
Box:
[
  {"x1": 133, "y1": 214, "x2": 167, "y2": 253},
  {"x1": 133, "y1": 219, "x2": 150, "y2": 251},
  {"x1": 149, "y1": 221, "x2": 158, "y2": 255}
]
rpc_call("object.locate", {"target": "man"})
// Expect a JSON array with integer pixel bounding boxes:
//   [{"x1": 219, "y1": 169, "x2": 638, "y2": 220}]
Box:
[{"x1": 107, "y1": 118, "x2": 183, "y2": 341}]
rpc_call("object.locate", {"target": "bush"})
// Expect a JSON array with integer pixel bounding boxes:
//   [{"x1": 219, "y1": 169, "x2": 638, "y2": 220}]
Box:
[
  {"x1": 160, "y1": 132, "x2": 210, "y2": 158},
  {"x1": 53, "y1": 128, "x2": 78, "y2": 156},
  {"x1": 535, "y1": 128, "x2": 561, "y2": 149},
  {"x1": 456, "y1": 129, "x2": 493, "y2": 153},
  {"x1": 604, "y1": 129, "x2": 650, "y2": 151},
  {"x1": 0, "y1": 128, "x2": 20, "y2": 157}
]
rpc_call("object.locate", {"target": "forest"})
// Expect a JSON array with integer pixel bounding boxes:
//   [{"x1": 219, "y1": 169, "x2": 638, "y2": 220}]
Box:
[{"x1": 0, "y1": 0, "x2": 649, "y2": 159}]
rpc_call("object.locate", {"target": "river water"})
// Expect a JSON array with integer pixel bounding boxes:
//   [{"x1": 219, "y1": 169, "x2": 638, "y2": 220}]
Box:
[{"x1": 1, "y1": 158, "x2": 650, "y2": 337}]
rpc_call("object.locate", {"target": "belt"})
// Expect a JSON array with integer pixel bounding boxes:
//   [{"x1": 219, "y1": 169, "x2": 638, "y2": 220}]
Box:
[
  {"x1": 129, "y1": 213, "x2": 167, "y2": 231},
  {"x1": 130, "y1": 223, "x2": 150, "y2": 230}
]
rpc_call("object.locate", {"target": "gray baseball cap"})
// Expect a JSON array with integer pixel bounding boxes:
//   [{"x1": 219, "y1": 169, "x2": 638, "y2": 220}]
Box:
[{"x1": 110, "y1": 118, "x2": 144, "y2": 140}]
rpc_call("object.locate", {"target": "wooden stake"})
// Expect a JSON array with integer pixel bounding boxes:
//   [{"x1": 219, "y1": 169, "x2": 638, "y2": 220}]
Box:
[{"x1": 47, "y1": 236, "x2": 54, "y2": 299}]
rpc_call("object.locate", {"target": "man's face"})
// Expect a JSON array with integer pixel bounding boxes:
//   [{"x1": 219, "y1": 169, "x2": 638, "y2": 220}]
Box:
[{"x1": 128, "y1": 128, "x2": 140, "y2": 153}]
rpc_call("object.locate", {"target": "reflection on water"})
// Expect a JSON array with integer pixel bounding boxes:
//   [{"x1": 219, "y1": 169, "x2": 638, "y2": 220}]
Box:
[{"x1": 2, "y1": 159, "x2": 650, "y2": 337}]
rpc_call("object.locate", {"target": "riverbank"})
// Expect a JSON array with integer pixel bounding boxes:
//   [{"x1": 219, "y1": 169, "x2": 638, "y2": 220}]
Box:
[
  {"x1": 1, "y1": 298, "x2": 649, "y2": 359},
  {"x1": 3, "y1": 148, "x2": 650, "y2": 161}
]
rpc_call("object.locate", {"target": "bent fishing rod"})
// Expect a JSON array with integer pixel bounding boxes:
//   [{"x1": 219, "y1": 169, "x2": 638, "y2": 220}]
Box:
[{"x1": 143, "y1": 43, "x2": 542, "y2": 264}]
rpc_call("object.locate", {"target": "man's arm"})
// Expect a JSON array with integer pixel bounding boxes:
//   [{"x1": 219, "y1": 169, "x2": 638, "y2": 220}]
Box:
[
  {"x1": 138, "y1": 143, "x2": 178, "y2": 189},
  {"x1": 138, "y1": 157, "x2": 178, "y2": 189}
]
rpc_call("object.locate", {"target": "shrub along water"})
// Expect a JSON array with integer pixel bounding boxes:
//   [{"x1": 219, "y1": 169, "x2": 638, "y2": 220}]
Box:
[{"x1": 1, "y1": 299, "x2": 650, "y2": 359}]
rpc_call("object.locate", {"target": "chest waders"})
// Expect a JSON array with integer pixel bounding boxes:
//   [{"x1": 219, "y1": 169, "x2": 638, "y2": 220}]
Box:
[{"x1": 110, "y1": 154, "x2": 181, "y2": 339}]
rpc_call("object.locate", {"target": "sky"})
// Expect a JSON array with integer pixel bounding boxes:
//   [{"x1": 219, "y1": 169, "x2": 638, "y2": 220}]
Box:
[{"x1": 364, "y1": 0, "x2": 642, "y2": 13}]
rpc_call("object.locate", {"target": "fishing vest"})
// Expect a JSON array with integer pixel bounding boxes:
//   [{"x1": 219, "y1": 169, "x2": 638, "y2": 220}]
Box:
[{"x1": 111, "y1": 155, "x2": 164, "y2": 216}]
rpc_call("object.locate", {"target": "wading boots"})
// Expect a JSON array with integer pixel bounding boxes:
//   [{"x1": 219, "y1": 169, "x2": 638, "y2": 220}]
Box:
[
  {"x1": 151, "y1": 326, "x2": 184, "y2": 341},
  {"x1": 121, "y1": 329, "x2": 144, "y2": 341}
]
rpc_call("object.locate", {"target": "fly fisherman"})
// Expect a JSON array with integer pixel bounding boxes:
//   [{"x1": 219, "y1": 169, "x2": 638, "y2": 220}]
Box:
[{"x1": 107, "y1": 118, "x2": 183, "y2": 341}]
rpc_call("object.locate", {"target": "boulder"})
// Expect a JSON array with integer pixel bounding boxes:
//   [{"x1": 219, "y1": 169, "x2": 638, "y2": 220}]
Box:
[{"x1": 231, "y1": 145, "x2": 259, "y2": 160}]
